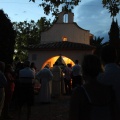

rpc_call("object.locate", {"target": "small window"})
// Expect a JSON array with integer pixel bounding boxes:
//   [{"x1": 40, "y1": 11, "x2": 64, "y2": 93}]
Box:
[
  {"x1": 62, "y1": 36, "x2": 67, "y2": 41},
  {"x1": 63, "y1": 14, "x2": 68, "y2": 23},
  {"x1": 32, "y1": 54, "x2": 37, "y2": 61}
]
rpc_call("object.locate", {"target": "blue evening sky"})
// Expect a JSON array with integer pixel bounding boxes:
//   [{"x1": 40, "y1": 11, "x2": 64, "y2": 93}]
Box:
[{"x1": 0, "y1": 0, "x2": 120, "y2": 43}]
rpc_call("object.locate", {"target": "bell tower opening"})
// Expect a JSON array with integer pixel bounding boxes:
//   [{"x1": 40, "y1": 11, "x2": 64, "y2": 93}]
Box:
[{"x1": 63, "y1": 13, "x2": 68, "y2": 23}]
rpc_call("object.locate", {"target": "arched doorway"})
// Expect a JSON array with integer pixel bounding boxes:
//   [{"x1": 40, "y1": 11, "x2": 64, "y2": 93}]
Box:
[{"x1": 42, "y1": 55, "x2": 74, "y2": 69}]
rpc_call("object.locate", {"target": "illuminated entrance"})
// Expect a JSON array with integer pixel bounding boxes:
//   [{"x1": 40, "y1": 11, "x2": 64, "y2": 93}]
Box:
[{"x1": 42, "y1": 55, "x2": 74, "y2": 69}]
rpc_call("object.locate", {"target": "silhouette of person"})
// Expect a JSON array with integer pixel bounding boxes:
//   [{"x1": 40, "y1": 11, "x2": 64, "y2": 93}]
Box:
[
  {"x1": 71, "y1": 60, "x2": 82, "y2": 88},
  {"x1": 69, "y1": 54, "x2": 113, "y2": 120},
  {"x1": 51, "y1": 62, "x2": 62, "y2": 97},
  {"x1": 12, "y1": 62, "x2": 24, "y2": 109},
  {"x1": 30, "y1": 62, "x2": 37, "y2": 74},
  {"x1": 0, "y1": 61, "x2": 7, "y2": 118},
  {"x1": 98, "y1": 44, "x2": 120, "y2": 119},
  {"x1": 63, "y1": 63, "x2": 72, "y2": 95},
  {"x1": 2, "y1": 64, "x2": 15, "y2": 119},
  {"x1": 17, "y1": 60, "x2": 35, "y2": 120},
  {"x1": 35, "y1": 65, "x2": 53, "y2": 103}
]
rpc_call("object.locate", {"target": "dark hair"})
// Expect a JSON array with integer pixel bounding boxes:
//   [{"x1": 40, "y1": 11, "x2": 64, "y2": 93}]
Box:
[
  {"x1": 67, "y1": 63, "x2": 72, "y2": 67},
  {"x1": 55, "y1": 61, "x2": 58, "y2": 65},
  {"x1": 101, "y1": 45, "x2": 117, "y2": 64},
  {"x1": 82, "y1": 54, "x2": 102, "y2": 78},
  {"x1": 75, "y1": 60, "x2": 79, "y2": 64},
  {"x1": 30, "y1": 62, "x2": 35, "y2": 68},
  {"x1": 24, "y1": 60, "x2": 30, "y2": 67},
  {"x1": 15, "y1": 62, "x2": 24, "y2": 71}
]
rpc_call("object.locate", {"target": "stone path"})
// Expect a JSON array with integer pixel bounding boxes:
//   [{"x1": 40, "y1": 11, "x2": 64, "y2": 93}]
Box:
[{"x1": 10, "y1": 95, "x2": 71, "y2": 120}]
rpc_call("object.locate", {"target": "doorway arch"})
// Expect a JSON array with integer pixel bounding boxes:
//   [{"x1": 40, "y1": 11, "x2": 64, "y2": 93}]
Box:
[{"x1": 41, "y1": 55, "x2": 74, "y2": 69}]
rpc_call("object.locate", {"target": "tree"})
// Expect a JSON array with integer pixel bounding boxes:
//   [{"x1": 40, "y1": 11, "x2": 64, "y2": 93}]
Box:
[
  {"x1": 102, "y1": 0, "x2": 120, "y2": 17},
  {"x1": 13, "y1": 20, "x2": 40, "y2": 61},
  {"x1": 30, "y1": 0, "x2": 120, "y2": 17},
  {"x1": 30, "y1": 0, "x2": 81, "y2": 16},
  {"x1": 90, "y1": 36, "x2": 108, "y2": 57},
  {"x1": 13, "y1": 17, "x2": 52, "y2": 61},
  {"x1": 108, "y1": 18, "x2": 120, "y2": 63},
  {"x1": 90, "y1": 36, "x2": 104, "y2": 47},
  {"x1": 0, "y1": 9, "x2": 16, "y2": 64},
  {"x1": 37, "y1": 17, "x2": 52, "y2": 32},
  {"x1": 109, "y1": 18, "x2": 120, "y2": 46}
]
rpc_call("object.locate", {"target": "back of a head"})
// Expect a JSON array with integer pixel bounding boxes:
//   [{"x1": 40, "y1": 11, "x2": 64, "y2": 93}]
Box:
[
  {"x1": 75, "y1": 60, "x2": 79, "y2": 64},
  {"x1": 82, "y1": 54, "x2": 102, "y2": 78},
  {"x1": 30, "y1": 62, "x2": 35, "y2": 68},
  {"x1": 101, "y1": 45, "x2": 117, "y2": 64},
  {"x1": 24, "y1": 60, "x2": 30, "y2": 67},
  {"x1": 67, "y1": 63, "x2": 71, "y2": 68},
  {"x1": 55, "y1": 61, "x2": 58, "y2": 66},
  {"x1": 44, "y1": 65, "x2": 49, "y2": 69}
]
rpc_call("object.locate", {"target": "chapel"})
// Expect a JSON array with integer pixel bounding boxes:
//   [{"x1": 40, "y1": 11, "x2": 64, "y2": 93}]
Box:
[{"x1": 27, "y1": 11, "x2": 95, "y2": 70}]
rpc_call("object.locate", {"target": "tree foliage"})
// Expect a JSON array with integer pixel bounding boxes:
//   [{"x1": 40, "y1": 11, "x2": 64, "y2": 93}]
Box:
[
  {"x1": 30, "y1": 0, "x2": 120, "y2": 17},
  {"x1": 37, "y1": 17, "x2": 52, "y2": 32},
  {"x1": 102, "y1": 0, "x2": 120, "y2": 17},
  {"x1": 13, "y1": 17, "x2": 52, "y2": 61},
  {"x1": 30, "y1": 0, "x2": 81, "y2": 16},
  {"x1": 13, "y1": 20, "x2": 40, "y2": 61},
  {"x1": 90, "y1": 36, "x2": 108, "y2": 57},
  {"x1": 109, "y1": 18, "x2": 120, "y2": 46},
  {"x1": 0, "y1": 9, "x2": 16, "y2": 64},
  {"x1": 90, "y1": 36, "x2": 104, "y2": 47},
  {"x1": 108, "y1": 18, "x2": 120, "y2": 63}
]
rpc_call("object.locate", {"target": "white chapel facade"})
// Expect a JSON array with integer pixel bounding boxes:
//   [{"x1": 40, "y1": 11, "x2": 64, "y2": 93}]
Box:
[
  {"x1": 28, "y1": 11, "x2": 95, "y2": 70},
  {"x1": 41, "y1": 12, "x2": 91, "y2": 44}
]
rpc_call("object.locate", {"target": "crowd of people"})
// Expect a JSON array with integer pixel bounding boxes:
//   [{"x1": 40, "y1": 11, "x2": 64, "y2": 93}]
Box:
[
  {"x1": 0, "y1": 44, "x2": 120, "y2": 120},
  {"x1": 0, "y1": 60, "x2": 36, "y2": 120},
  {"x1": 69, "y1": 44, "x2": 120, "y2": 120}
]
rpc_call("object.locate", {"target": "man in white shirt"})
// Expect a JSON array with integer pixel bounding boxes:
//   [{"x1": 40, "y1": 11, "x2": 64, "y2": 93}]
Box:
[{"x1": 18, "y1": 60, "x2": 35, "y2": 120}]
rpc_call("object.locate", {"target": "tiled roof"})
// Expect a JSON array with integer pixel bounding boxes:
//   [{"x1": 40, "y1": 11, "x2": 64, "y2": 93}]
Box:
[{"x1": 27, "y1": 41, "x2": 95, "y2": 51}]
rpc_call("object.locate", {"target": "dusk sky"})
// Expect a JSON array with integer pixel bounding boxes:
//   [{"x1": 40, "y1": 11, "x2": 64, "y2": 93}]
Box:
[{"x1": 0, "y1": 0, "x2": 120, "y2": 43}]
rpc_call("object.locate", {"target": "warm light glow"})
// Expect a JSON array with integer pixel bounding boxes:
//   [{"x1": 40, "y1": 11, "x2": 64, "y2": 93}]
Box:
[
  {"x1": 62, "y1": 36, "x2": 67, "y2": 41},
  {"x1": 42, "y1": 56, "x2": 74, "y2": 69}
]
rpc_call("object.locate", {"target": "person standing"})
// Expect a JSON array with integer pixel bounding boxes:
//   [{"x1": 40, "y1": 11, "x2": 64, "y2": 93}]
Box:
[
  {"x1": 71, "y1": 60, "x2": 82, "y2": 89},
  {"x1": 30, "y1": 62, "x2": 37, "y2": 74},
  {"x1": 35, "y1": 65, "x2": 53, "y2": 103},
  {"x1": 17, "y1": 60, "x2": 35, "y2": 120},
  {"x1": 69, "y1": 55, "x2": 113, "y2": 120},
  {"x1": 63, "y1": 63, "x2": 72, "y2": 95},
  {"x1": 12, "y1": 62, "x2": 23, "y2": 108},
  {"x1": 97, "y1": 44, "x2": 120, "y2": 119},
  {"x1": 2, "y1": 64, "x2": 15, "y2": 119},
  {"x1": 51, "y1": 62, "x2": 62, "y2": 97},
  {"x1": 0, "y1": 61, "x2": 7, "y2": 118}
]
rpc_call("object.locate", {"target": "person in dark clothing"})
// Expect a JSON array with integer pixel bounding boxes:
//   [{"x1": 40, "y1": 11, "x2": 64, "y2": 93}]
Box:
[
  {"x1": 0, "y1": 61, "x2": 7, "y2": 118},
  {"x1": 1, "y1": 64, "x2": 15, "y2": 119},
  {"x1": 69, "y1": 55, "x2": 113, "y2": 120},
  {"x1": 17, "y1": 60, "x2": 35, "y2": 120},
  {"x1": 63, "y1": 63, "x2": 72, "y2": 95},
  {"x1": 71, "y1": 60, "x2": 82, "y2": 88}
]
